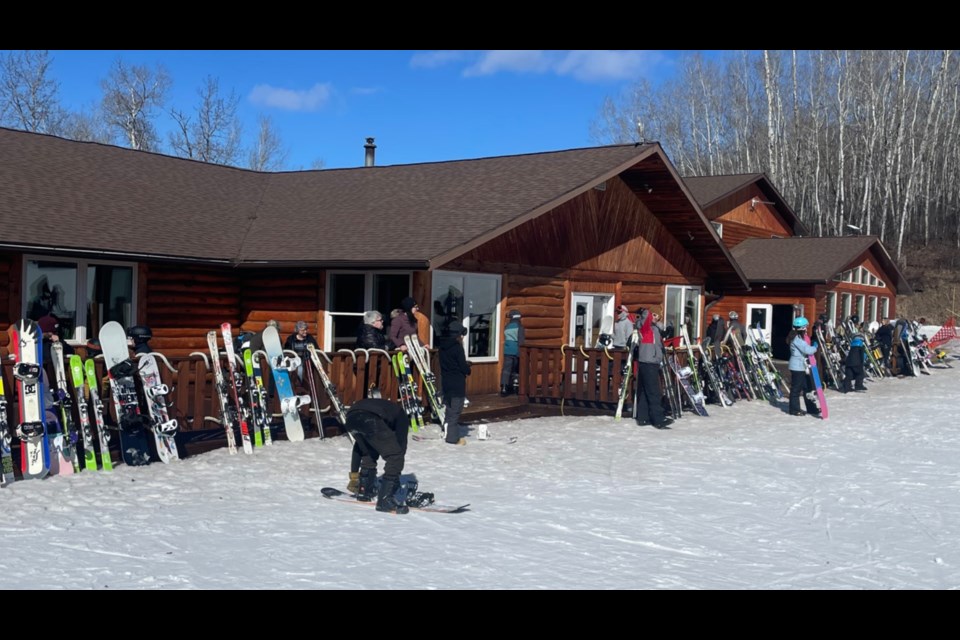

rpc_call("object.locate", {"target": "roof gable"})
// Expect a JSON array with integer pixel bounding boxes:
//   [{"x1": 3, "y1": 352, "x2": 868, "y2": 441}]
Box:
[
  {"x1": 683, "y1": 173, "x2": 807, "y2": 236},
  {"x1": 731, "y1": 236, "x2": 912, "y2": 294}
]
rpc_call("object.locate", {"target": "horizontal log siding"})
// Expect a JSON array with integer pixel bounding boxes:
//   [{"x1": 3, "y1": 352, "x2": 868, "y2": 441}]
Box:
[{"x1": 145, "y1": 265, "x2": 322, "y2": 357}]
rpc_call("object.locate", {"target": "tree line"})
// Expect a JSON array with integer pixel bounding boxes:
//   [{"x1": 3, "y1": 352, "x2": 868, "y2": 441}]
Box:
[
  {"x1": 591, "y1": 50, "x2": 958, "y2": 258},
  {"x1": 0, "y1": 50, "x2": 299, "y2": 171}
]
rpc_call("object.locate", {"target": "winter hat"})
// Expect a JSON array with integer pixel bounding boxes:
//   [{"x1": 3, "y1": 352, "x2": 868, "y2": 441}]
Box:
[
  {"x1": 508, "y1": 309, "x2": 521, "y2": 319},
  {"x1": 400, "y1": 297, "x2": 417, "y2": 312},
  {"x1": 446, "y1": 320, "x2": 467, "y2": 337},
  {"x1": 36, "y1": 315, "x2": 58, "y2": 335}
]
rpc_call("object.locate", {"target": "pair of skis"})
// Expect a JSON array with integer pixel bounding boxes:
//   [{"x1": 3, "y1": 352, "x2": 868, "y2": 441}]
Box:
[
  {"x1": 392, "y1": 350, "x2": 425, "y2": 432},
  {"x1": 403, "y1": 335, "x2": 445, "y2": 426}
]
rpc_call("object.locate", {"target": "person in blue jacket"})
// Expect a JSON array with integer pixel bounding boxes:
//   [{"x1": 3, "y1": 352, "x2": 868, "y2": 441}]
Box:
[
  {"x1": 842, "y1": 334, "x2": 868, "y2": 392},
  {"x1": 500, "y1": 310, "x2": 524, "y2": 396},
  {"x1": 787, "y1": 316, "x2": 821, "y2": 417}
]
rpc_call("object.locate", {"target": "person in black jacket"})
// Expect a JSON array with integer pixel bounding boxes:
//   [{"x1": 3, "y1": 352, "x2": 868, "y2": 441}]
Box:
[
  {"x1": 355, "y1": 310, "x2": 387, "y2": 350},
  {"x1": 437, "y1": 319, "x2": 471, "y2": 445},
  {"x1": 344, "y1": 398, "x2": 413, "y2": 514},
  {"x1": 874, "y1": 318, "x2": 894, "y2": 372},
  {"x1": 284, "y1": 320, "x2": 319, "y2": 382}
]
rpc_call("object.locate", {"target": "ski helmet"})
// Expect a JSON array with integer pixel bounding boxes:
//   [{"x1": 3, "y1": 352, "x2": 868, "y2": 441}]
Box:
[
  {"x1": 850, "y1": 314, "x2": 860, "y2": 325},
  {"x1": 792, "y1": 316, "x2": 809, "y2": 329},
  {"x1": 126, "y1": 325, "x2": 153, "y2": 343},
  {"x1": 728, "y1": 311, "x2": 739, "y2": 320}
]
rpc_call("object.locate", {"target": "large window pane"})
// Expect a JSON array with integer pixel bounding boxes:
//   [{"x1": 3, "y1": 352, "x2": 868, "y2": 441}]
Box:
[
  {"x1": 331, "y1": 314, "x2": 363, "y2": 352},
  {"x1": 465, "y1": 277, "x2": 498, "y2": 358},
  {"x1": 432, "y1": 273, "x2": 464, "y2": 337},
  {"x1": 26, "y1": 260, "x2": 78, "y2": 339},
  {"x1": 373, "y1": 273, "x2": 410, "y2": 319},
  {"x1": 87, "y1": 264, "x2": 133, "y2": 338},
  {"x1": 432, "y1": 271, "x2": 500, "y2": 361},
  {"x1": 329, "y1": 273, "x2": 365, "y2": 313}
]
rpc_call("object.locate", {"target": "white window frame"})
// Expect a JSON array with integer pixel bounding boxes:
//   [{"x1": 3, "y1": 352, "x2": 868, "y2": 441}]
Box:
[
  {"x1": 841, "y1": 292, "x2": 852, "y2": 318},
  {"x1": 324, "y1": 270, "x2": 413, "y2": 351},
  {"x1": 855, "y1": 294, "x2": 865, "y2": 320},
  {"x1": 431, "y1": 270, "x2": 502, "y2": 363},
  {"x1": 569, "y1": 292, "x2": 615, "y2": 347},
  {"x1": 22, "y1": 254, "x2": 138, "y2": 345},
  {"x1": 881, "y1": 297, "x2": 890, "y2": 319},
  {"x1": 664, "y1": 285, "x2": 702, "y2": 339},
  {"x1": 868, "y1": 296, "x2": 878, "y2": 323},
  {"x1": 826, "y1": 292, "x2": 838, "y2": 325},
  {"x1": 710, "y1": 221, "x2": 723, "y2": 238}
]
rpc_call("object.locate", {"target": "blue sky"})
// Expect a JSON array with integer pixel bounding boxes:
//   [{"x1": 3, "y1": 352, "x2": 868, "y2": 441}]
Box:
[{"x1": 43, "y1": 50, "x2": 691, "y2": 170}]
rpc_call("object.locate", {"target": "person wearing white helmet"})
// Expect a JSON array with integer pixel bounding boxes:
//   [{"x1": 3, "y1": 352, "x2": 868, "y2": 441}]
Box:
[{"x1": 787, "y1": 316, "x2": 820, "y2": 417}]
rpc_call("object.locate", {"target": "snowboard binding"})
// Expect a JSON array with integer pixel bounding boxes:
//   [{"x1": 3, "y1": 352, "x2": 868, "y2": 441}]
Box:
[{"x1": 16, "y1": 421, "x2": 45, "y2": 440}]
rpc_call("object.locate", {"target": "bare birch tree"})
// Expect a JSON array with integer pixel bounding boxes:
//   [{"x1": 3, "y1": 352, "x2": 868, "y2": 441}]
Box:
[
  {"x1": 100, "y1": 59, "x2": 171, "y2": 151},
  {"x1": 0, "y1": 50, "x2": 65, "y2": 134},
  {"x1": 169, "y1": 76, "x2": 243, "y2": 166},
  {"x1": 247, "y1": 114, "x2": 288, "y2": 171}
]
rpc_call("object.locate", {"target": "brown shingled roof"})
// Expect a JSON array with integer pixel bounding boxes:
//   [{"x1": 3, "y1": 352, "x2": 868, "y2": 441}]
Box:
[
  {"x1": 731, "y1": 236, "x2": 912, "y2": 294},
  {"x1": 0, "y1": 128, "x2": 747, "y2": 289},
  {"x1": 683, "y1": 174, "x2": 765, "y2": 208},
  {"x1": 1, "y1": 127, "x2": 663, "y2": 266}
]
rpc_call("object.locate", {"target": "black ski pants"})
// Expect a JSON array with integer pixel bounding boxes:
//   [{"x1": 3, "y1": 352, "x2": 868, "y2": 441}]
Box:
[
  {"x1": 634, "y1": 362, "x2": 665, "y2": 426},
  {"x1": 346, "y1": 410, "x2": 407, "y2": 478},
  {"x1": 500, "y1": 355, "x2": 520, "y2": 389},
  {"x1": 443, "y1": 396, "x2": 465, "y2": 444},
  {"x1": 789, "y1": 369, "x2": 818, "y2": 414},
  {"x1": 843, "y1": 364, "x2": 866, "y2": 392}
]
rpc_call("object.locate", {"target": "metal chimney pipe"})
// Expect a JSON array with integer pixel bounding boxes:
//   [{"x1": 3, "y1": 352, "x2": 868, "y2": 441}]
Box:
[{"x1": 364, "y1": 137, "x2": 376, "y2": 167}]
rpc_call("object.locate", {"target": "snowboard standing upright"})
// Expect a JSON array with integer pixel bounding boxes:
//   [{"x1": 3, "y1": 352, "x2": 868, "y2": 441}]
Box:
[
  {"x1": 262, "y1": 325, "x2": 307, "y2": 442},
  {"x1": 8, "y1": 320, "x2": 49, "y2": 479},
  {"x1": 137, "y1": 354, "x2": 180, "y2": 462},
  {"x1": 100, "y1": 321, "x2": 152, "y2": 465},
  {"x1": 803, "y1": 333, "x2": 828, "y2": 420},
  {"x1": 207, "y1": 330, "x2": 239, "y2": 453},
  {"x1": 244, "y1": 348, "x2": 271, "y2": 446}
]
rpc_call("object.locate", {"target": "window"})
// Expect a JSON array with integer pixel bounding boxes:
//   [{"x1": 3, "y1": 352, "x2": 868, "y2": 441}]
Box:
[
  {"x1": 710, "y1": 221, "x2": 723, "y2": 238},
  {"x1": 868, "y1": 296, "x2": 878, "y2": 323},
  {"x1": 843, "y1": 270, "x2": 853, "y2": 283},
  {"x1": 431, "y1": 271, "x2": 501, "y2": 362},
  {"x1": 855, "y1": 294, "x2": 865, "y2": 320},
  {"x1": 24, "y1": 257, "x2": 135, "y2": 343},
  {"x1": 569, "y1": 293, "x2": 614, "y2": 347},
  {"x1": 859, "y1": 268, "x2": 869, "y2": 284},
  {"x1": 665, "y1": 285, "x2": 701, "y2": 339},
  {"x1": 881, "y1": 297, "x2": 890, "y2": 319},
  {"x1": 841, "y1": 293, "x2": 852, "y2": 319},
  {"x1": 826, "y1": 292, "x2": 837, "y2": 325},
  {"x1": 325, "y1": 272, "x2": 411, "y2": 351}
]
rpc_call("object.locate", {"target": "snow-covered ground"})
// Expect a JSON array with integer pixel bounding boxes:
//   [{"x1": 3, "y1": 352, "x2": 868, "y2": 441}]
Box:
[{"x1": 2, "y1": 348, "x2": 959, "y2": 589}]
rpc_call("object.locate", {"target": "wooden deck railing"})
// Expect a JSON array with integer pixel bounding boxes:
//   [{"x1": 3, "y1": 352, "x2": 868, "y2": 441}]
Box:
[
  {"x1": 519, "y1": 345, "x2": 632, "y2": 406},
  {"x1": 1, "y1": 348, "x2": 438, "y2": 432}
]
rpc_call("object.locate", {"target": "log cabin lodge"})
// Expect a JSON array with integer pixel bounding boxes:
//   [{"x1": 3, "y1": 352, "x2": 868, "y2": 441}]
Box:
[{"x1": 0, "y1": 128, "x2": 910, "y2": 436}]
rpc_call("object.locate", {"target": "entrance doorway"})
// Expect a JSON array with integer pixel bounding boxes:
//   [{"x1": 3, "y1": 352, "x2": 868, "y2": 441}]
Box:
[{"x1": 770, "y1": 304, "x2": 796, "y2": 360}]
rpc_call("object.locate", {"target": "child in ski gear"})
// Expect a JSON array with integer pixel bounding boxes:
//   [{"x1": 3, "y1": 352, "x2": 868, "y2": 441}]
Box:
[
  {"x1": 787, "y1": 316, "x2": 820, "y2": 417},
  {"x1": 437, "y1": 320, "x2": 471, "y2": 445},
  {"x1": 843, "y1": 334, "x2": 868, "y2": 392},
  {"x1": 500, "y1": 310, "x2": 524, "y2": 396},
  {"x1": 344, "y1": 398, "x2": 412, "y2": 514},
  {"x1": 613, "y1": 305, "x2": 633, "y2": 349},
  {"x1": 633, "y1": 307, "x2": 671, "y2": 429},
  {"x1": 356, "y1": 310, "x2": 387, "y2": 350}
]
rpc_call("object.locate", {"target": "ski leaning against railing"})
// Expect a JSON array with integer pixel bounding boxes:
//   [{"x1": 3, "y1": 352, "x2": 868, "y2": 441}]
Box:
[{"x1": 403, "y1": 335, "x2": 445, "y2": 426}]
